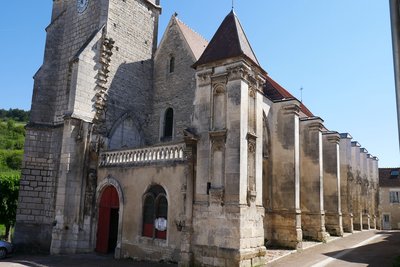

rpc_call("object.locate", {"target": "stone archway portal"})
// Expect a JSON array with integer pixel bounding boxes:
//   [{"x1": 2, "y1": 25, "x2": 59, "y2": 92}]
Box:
[{"x1": 96, "y1": 186, "x2": 120, "y2": 253}]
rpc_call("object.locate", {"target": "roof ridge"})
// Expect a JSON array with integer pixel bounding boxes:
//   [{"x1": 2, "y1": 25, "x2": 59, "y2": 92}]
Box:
[{"x1": 231, "y1": 11, "x2": 260, "y2": 65}]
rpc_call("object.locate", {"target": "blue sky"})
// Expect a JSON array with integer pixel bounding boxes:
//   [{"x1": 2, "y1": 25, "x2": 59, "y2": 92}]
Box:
[{"x1": 0, "y1": 1, "x2": 398, "y2": 167}]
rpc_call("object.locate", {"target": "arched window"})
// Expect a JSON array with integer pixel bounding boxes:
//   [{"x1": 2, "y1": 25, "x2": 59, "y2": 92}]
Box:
[
  {"x1": 169, "y1": 56, "x2": 175, "y2": 73},
  {"x1": 162, "y1": 108, "x2": 174, "y2": 141},
  {"x1": 142, "y1": 185, "x2": 168, "y2": 240}
]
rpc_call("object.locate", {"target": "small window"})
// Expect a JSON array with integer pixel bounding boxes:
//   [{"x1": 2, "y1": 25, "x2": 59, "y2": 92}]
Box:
[
  {"x1": 142, "y1": 185, "x2": 168, "y2": 240},
  {"x1": 169, "y1": 57, "x2": 175, "y2": 73},
  {"x1": 162, "y1": 108, "x2": 173, "y2": 141},
  {"x1": 390, "y1": 170, "x2": 399, "y2": 178},
  {"x1": 390, "y1": 191, "x2": 400, "y2": 203}
]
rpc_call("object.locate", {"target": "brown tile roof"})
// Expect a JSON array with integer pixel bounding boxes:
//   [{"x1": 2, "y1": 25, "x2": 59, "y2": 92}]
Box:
[
  {"x1": 263, "y1": 76, "x2": 314, "y2": 117},
  {"x1": 379, "y1": 168, "x2": 400, "y2": 187},
  {"x1": 175, "y1": 17, "x2": 208, "y2": 60},
  {"x1": 193, "y1": 10, "x2": 260, "y2": 68}
]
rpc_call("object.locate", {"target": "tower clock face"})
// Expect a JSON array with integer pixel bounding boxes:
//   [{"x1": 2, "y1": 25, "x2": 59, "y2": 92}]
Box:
[{"x1": 77, "y1": 0, "x2": 89, "y2": 13}]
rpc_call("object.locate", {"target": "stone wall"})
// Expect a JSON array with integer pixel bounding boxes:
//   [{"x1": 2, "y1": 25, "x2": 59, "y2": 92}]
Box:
[
  {"x1": 97, "y1": 162, "x2": 186, "y2": 262},
  {"x1": 105, "y1": 0, "x2": 160, "y2": 144},
  {"x1": 148, "y1": 16, "x2": 198, "y2": 144},
  {"x1": 14, "y1": 126, "x2": 62, "y2": 251}
]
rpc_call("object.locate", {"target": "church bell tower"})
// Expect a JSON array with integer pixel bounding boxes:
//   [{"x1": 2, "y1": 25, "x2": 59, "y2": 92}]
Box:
[{"x1": 14, "y1": 0, "x2": 161, "y2": 254}]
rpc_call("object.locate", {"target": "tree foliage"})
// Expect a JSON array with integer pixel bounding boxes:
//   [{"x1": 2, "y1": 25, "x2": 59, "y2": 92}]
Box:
[
  {"x1": 0, "y1": 173, "x2": 19, "y2": 239},
  {"x1": 0, "y1": 109, "x2": 29, "y2": 122},
  {"x1": 0, "y1": 112, "x2": 27, "y2": 239}
]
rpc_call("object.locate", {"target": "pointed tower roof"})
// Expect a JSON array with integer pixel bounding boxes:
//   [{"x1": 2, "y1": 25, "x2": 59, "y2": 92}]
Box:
[{"x1": 193, "y1": 10, "x2": 260, "y2": 68}]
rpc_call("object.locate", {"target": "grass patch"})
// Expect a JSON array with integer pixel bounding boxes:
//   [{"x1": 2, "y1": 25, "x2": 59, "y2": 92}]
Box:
[{"x1": 0, "y1": 224, "x2": 5, "y2": 238}]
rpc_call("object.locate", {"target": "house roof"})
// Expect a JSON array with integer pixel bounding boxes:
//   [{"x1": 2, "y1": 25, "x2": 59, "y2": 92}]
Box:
[
  {"x1": 193, "y1": 10, "x2": 260, "y2": 68},
  {"x1": 379, "y1": 168, "x2": 400, "y2": 187},
  {"x1": 263, "y1": 76, "x2": 314, "y2": 117},
  {"x1": 175, "y1": 17, "x2": 208, "y2": 60}
]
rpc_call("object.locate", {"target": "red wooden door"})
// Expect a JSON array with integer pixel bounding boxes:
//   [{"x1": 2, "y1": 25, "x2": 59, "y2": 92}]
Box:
[{"x1": 96, "y1": 186, "x2": 119, "y2": 253}]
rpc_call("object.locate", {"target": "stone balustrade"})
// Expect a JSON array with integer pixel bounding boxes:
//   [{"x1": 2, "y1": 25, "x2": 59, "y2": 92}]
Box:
[{"x1": 99, "y1": 142, "x2": 186, "y2": 167}]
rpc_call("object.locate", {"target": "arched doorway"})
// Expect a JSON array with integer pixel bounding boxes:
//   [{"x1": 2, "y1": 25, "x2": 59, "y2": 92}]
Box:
[{"x1": 96, "y1": 186, "x2": 120, "y2": 253}]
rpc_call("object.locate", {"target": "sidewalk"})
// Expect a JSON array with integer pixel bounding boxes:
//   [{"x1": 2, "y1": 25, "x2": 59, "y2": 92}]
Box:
[
  {"x1": 265, "y1": 232, "x2": 353, "y2": 264},
  {"x1": 0, "y1": 253, "x2": 177, "y2": 267}
]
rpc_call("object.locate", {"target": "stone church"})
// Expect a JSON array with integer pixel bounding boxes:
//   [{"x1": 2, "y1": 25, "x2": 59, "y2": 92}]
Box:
[{"x1": 14, "y1": 1, "x2": 380, "y2": 266}]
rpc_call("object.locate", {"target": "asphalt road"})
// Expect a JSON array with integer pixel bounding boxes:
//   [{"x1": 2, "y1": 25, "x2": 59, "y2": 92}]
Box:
[{"x1": 269, "y1": 230, "x2": 400, "y2": 267}]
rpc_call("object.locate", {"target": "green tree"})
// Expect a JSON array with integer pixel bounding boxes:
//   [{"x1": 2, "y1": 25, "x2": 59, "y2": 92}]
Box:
[{"x1": 0, "y1": 173, "x2": 19, "y2": 240}]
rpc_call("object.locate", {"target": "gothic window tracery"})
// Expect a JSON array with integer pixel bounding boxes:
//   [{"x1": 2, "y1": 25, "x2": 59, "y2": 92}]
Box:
[{"x1": 142, "y1": 185, "x2": 168, "y2": 240}]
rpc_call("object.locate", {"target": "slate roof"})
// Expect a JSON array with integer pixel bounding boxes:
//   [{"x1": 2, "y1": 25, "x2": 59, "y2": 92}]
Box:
[
  {"x1": 175, "y1": 17, "x2": 208, "y2": 60},
  {"x1": 379, "y1": 168, "x2": 400, "y2": 187},
  {"x1": 264, "y1": 76, "x2": 314, "y2": 117},
  {"x1": 179, "y1": 10, "x2": 314, "y2": 118},
  {"x1": 193, "y1": 10, "x2": 260, "y2": 68}
]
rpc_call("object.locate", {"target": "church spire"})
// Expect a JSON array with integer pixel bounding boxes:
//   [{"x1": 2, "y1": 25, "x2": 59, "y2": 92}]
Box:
[{"x1": 193, "y1": 10, "x2": 260, "y2": 68}]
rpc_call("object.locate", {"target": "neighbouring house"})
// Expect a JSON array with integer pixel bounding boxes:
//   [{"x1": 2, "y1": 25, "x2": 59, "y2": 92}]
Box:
[{"x1": 379, "y1": 168, "x2": 400, "y2": 230}]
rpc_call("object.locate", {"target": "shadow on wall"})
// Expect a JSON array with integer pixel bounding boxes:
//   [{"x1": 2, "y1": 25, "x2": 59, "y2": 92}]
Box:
[{"x1": 92, "y1": 59, "x2": 154, "y2": 149}]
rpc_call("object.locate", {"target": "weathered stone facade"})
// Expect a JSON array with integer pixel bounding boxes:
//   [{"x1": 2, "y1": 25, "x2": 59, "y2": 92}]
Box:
[{"x1": 15, "y1": 1, "x2": 379, "y2": 266}]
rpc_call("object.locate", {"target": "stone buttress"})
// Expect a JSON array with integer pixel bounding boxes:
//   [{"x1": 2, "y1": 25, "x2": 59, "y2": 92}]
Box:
[{"x1": 190, "y1": 11, "x2": 267, "y2": 266}]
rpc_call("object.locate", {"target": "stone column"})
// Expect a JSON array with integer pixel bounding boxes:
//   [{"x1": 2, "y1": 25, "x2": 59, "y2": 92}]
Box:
[
  {"x1": 351, "y1": 141, "x2": 363, "y2": 230},
  {"x1": 360, "y1": 148, "x2": 370, "y2": 230},
  {"x1": 339, "y1": 133, "x2": 353, "y2": 233},
  {"x1": 179, "y1": 136, "x2": 197, "y2": 267},
  {"x1": 367, "y1": 154, "x2": 377, "y2": 229},
  {"x1": 372, "y1": 157, "x2": 380, "y2": 229},
  {"x1": 299, "y1": 118, "x2": 328, "y2": 242},
  {"x1": 266, "y1": 100, "x2": 302, "y2": 249},
  {"x1": 323, "y1": 132, "x2": 343, "y2": 236}
]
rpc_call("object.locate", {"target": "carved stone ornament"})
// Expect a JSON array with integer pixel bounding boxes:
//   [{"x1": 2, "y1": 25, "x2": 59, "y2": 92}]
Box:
[
  {"x1": 209, "y1": 187, "x2": 224, "y2": 206},
  {"x1": 196, "y1": 69, "x2": 212, "y2": 87},
  {"x1": 211, "y1": 73, "x2": 228, "y2": 85},
  {"x1": 247, "y1": 190, "x2": 257, "y2": 204},
  {"x1": 213, "y1": 84, "x2": 226, "y2": 95},
  {"x1": 209, "y1": 130, "x2": 227, "y2": 151},
  {"x1": 227, "y1": 63, "x2": 251, "y2": 81},
  {"x1": 93, "y1": 36, "x2": 115, "y2": 131},
  {"x1": 248, "y1": 88, "x2": 256, "y2": 98}
]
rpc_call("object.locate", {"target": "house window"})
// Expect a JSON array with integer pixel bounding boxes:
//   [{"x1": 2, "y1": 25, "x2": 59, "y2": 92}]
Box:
[
  {"x1": 142, "y1": 185, "x2": 168, "y2": 240},
  {"x1": 390, "y1": 191, "x2": 400, "y2": 203},
  {"x1": 169, "y1": 56, "x2": 175, "y2": 73},
  {"x1": 390, "y1": 170, "x2": 399, "y2": 178},
  {"x1": 162, "y1": 108, "x2": 174, "y2": 140}
]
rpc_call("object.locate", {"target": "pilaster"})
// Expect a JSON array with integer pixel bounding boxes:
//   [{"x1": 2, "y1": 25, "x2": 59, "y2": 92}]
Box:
[
  {"x1": 350, "y1": 141, "x2": 363, "y2": 230},
  {"x1": 299, "y1": 117, "x2": 328, "y2": 242},
  {"x1": 322, "y1": 132, "x2": 343, "y2": 236},
  {"x1": 360, "y1": 148, "x2": 370, "y2": 230},
  {"x1": 266, "y1": 100, "x2": 302, "y2": 248},
  {"x1": 339, "y1": 133, "x2": 354, "y2": 233}
]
